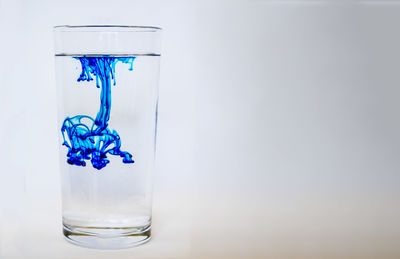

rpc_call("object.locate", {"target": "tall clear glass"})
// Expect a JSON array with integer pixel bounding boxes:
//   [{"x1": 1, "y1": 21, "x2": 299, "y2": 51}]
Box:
[{"x1": 53, "y1": 25, "x2": 161, "y2": 249}]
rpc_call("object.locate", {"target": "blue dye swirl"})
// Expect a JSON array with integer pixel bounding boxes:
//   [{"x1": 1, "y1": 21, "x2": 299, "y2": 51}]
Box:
[{"x1": 61, "y1": 56, "x2": 135, "y2": 170}]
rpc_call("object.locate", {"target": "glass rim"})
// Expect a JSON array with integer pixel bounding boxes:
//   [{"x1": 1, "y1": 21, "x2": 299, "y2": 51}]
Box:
[{"x1": 54, "y1": 25, "x2": 162, "y2": 32}]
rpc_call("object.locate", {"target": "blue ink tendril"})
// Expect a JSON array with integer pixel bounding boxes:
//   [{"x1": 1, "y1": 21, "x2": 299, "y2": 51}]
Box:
[{"x1": 61, "y1": 56, "x2": 135, "y2": 170}]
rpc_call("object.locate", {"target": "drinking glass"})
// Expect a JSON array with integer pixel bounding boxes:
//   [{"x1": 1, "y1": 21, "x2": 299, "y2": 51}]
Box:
[{"x1": 53, "y1": 25, "x2": 161, "y2": 249}]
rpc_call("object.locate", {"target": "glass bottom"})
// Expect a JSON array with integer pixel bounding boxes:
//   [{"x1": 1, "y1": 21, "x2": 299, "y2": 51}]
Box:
[{"x1": 63, "y1": 222, "x2": 151, "y2": 249}]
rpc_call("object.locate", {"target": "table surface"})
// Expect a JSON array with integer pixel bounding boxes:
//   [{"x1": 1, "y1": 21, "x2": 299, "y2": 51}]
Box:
[{"x1": 1, "y1": 189, "x2": 399, "y2": 259}]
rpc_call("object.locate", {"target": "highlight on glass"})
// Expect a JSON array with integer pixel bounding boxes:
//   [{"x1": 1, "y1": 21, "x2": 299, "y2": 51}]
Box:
[{"x1": 54, "y1": 25, "x2": 161, "y2": 249}]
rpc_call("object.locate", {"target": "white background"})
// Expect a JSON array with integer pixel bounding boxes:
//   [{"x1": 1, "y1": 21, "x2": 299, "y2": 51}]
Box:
[{"x1": 1, "y1": 0, "x2": 400, "y2": 258}]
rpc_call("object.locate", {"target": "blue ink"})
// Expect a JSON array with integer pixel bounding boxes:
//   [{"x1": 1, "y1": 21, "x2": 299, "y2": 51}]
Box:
[{"x1": 61, "y1": 56, "x2": 135, "y2": 170}]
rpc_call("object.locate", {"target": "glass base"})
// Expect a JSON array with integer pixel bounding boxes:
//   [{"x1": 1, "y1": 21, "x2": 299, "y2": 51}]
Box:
[{"x1": 63, "y1": 223, "x2": 151, "y2": 249}]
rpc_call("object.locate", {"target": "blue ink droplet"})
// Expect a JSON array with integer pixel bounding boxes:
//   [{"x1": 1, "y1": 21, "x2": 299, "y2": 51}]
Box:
[{"x1": 61, "y1": 56, "x2": 136, "y2": 170}]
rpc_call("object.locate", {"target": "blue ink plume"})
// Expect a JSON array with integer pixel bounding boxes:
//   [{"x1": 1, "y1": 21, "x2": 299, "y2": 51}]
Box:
[{"x1": 61, "y1": 56, "x2": 135, "y2": 170}]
